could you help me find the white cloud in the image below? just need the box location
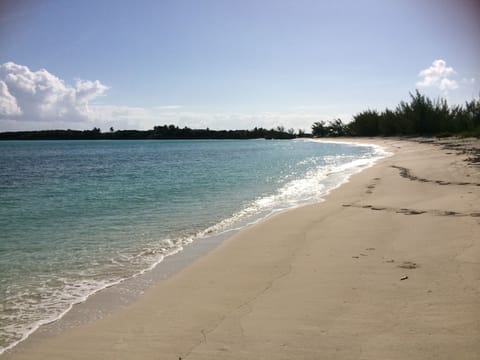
[416,59,458,91]
[462,77,476,85]
[0,61,108,125]
[153,105,182,110]
[0,80,22,116]
[439,78,458,91]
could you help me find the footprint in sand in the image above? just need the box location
[396,209,426,215]
[365,178,381,194]
[397,261,419,269]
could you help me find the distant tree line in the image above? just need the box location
[0,125,306,140]
[312,91,480,137]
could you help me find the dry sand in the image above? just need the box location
[4,138,480,360]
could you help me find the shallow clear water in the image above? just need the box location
[0,139,387,353]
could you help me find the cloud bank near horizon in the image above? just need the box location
[0,62,353,132]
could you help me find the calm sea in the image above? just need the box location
[0,139,388,353]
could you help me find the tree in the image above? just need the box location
[327,119,347,137]
[350,110,380,136]
[312,121,327,137]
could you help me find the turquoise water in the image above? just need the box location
[0,139,387,353]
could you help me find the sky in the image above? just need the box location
[0,0,479,132]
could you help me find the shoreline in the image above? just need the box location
[4,137,480,359]
[0,138,388,355]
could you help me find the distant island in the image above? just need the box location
[0,125,303,141]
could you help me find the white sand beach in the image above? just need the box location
[4,138,480,360]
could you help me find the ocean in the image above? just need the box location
[0,139,388,354]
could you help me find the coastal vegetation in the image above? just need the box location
[312,91,480,138]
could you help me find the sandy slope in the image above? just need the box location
[4,138,480,360]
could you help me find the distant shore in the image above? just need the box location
[4,137,480,359]
[0,126,297,140]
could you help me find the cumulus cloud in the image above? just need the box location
[0,80,22,116]
[0,61,108,124]
[416,59,458,91]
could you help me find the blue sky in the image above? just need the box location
[0,0,479,131]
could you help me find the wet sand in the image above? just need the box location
[4,138,480,359]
